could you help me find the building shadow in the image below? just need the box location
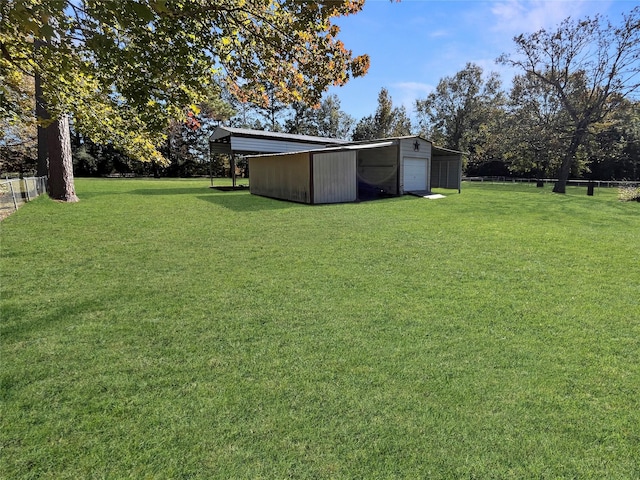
[196,191,304,212]
[130,187,209,196]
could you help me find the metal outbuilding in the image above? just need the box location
[248,136,462,204]
[209,126,348,187]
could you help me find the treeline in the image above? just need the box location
[3,78,637,182]
[235,8,640,186]
[2,7,637,184]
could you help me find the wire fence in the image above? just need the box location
[0,176,48,220]
[462,177,637,188]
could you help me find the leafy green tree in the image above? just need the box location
[248,83,289,132]
[0,71,36,175]
[390,105,412,138]
[621,103,640,180]
[164,96,235,177]
[285,94,354,139]
[352,87,412,140]
[1,0,370,201]
[198,92,236,129]
[371,87,395,138]
[588,99,640,180]
[504,73,571,178]
[224,90,265,130]
[285,102,317,136]
[499,7,640,193]
[315,94,355,139]
[415,63,504,156]
[351,115,376,141]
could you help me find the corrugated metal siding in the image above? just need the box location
[431,155,462,190]
[356,145,398,195]
[211,126,347,145]
[231,137,329,154]
[249,152,311,203]
[399,138,431,194]
[312,151,357,204]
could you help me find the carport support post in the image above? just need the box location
[231,153,236,188]
[209,143,214,187]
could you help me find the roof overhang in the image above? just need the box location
[210,127,464,158]
[247,141,397,159]
[432,145,464,157]
[209,126,347,156]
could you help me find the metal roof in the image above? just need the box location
[209,127,463,157]
[432,145,464,156]
[209,126,347,144]
[339,135,464,156]
[246,141,396,159]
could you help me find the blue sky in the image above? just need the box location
[327,0,637,122]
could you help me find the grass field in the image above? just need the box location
[1,178,639,478]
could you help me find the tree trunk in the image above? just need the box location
[34,55,48,177]
[552,155,573,193]
[47,114,79,202]
[553,127,586,194]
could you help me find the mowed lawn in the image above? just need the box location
[1,178,639,479]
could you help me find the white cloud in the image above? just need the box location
[429,29,450,38]
[390,82,436,115]
[393,82,435,95]
[490,0,595,35]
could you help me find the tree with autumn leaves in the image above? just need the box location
[0,0,369,201]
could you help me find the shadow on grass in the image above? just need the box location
[1,296,105,342]
[196,192,304,212]
[125,183,302,211]
[130,187,213,196]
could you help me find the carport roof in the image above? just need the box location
[245,136,464,157]
[210,127,464,157]
[209,126,348,155]
[246,140,396,158]
[209,126,347,144]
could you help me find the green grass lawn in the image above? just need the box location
[2,178,639,479]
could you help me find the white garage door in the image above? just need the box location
[403,158,427,191]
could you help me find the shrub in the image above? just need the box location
[618,183,640,202]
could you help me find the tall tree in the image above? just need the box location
[415,63,504,154]
[250,83,289,132]
[352,87,411,140]
[0,68,37,175]
[1,0,370,201]
[504,72,571,178]
[46,115,78,201]
[587,98,640,181]
[224,90,264,130]
[351,115,376,141]
[285,102,316,136]
[284,94,354,139]
[316,94,355,139]
[33,45,48,177]
[165,96,235,177]
[498,7,640,193]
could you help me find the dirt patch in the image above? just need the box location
[0,206,15,221]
